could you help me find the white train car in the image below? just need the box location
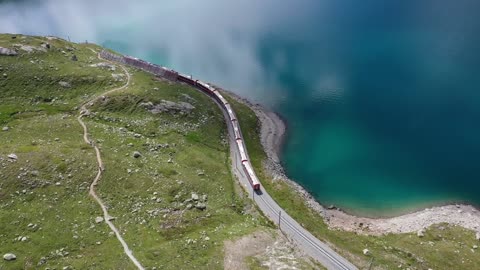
[225,104,237,121]
[236,140,248,162]
[232,121,242,140]
[242,161,261,190]
[215,92,229,106]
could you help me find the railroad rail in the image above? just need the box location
[99,50,358,270]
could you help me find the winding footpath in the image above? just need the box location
[77,51,145,270]
[93,49,357,269]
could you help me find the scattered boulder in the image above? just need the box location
[473,245,478,250]
[133,151,142,158]
[71,55,78,61]
[90,62,116,71]
[59,81,71,88]
[111,73,125,81]
[41,43,51,50]
[191,193,199,201]
[476,232,480,241]
[0,47,18,56]
[3,253,16,261]
[2,126,9,131]
[195,203,207,210]
[2,73,7,78]
[362,249,370,255]
[140,100,195,114]
[37,257,47,266]
[95,216,104,223]
[417,229,426,238]
[7,154,18,160]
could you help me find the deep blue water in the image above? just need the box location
[269,1,480,215]
[3,0,480,215]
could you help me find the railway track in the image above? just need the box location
[100,50,358,270]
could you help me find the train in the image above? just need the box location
[101,51,261,191]
[177,74,261,191]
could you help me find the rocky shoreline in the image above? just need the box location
[226,90,480,237]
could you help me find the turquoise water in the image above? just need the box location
[3,0,480,216]
[271,2,480,215]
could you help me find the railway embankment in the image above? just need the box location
[95,48,480,270]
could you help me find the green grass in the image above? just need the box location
[227,94,480,270]
[5,32,477,270]
[0,33,272,269]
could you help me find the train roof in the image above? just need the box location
[242,161,260,185]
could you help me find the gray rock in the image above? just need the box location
[417,229,425,237]
[59,81,71,88]
[186,204,193,210]
[133,151,142,158]
[71,55,78,61]
[37,257,47,266]
[141,100,195,114]
[362,249,370,255]
[2,126,9,131]
[195,203,206,210]
[7,154,18,160]
[476,232,480,241]
[0,47,18,56]
[95,216,104,223]
[191,193,199,201]
[134,133,141,138]
[3,253,16,261]
[2,73,7,77]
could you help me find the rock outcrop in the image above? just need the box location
[0,47,18,56]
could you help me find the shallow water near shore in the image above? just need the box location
[3,0,480,217]
[107,1,480,216]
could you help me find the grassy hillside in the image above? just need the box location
[0,34,272,269]
[228,97,480,270]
